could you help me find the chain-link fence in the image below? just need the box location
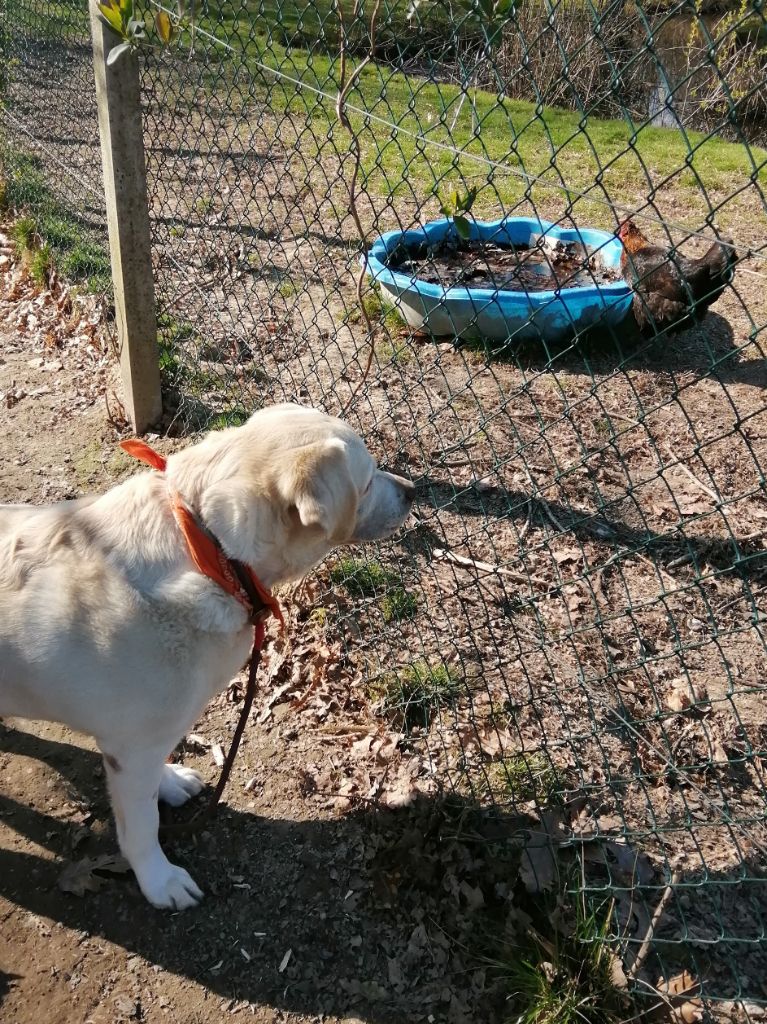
[2,0,767,1016]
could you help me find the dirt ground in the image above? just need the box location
[0,232,551,1024]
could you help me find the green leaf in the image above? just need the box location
[460,186,478,212]
[450,188,460,212]
[118,0,134,23]
[439,202,452,218]
[97,1,125,33]
[106,40,132,65]
[495,0,515,15]
[453,215,472,240]
[155,9,173,44]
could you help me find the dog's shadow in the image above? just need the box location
[1,724,765,1020]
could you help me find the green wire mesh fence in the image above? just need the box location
[2,0,767,1016]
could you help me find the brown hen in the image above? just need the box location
[618,219,737,333]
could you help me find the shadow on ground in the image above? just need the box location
[1,724,765,1021]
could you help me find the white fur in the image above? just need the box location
[0,404,413,909]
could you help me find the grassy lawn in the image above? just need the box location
[181,3,767,218]
[5,0,765,221]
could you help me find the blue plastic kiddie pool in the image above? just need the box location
[365,216,633,342]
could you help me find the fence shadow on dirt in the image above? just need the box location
[1,724,765,1022]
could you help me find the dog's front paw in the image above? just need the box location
[159,763,204,807]
[138,859,204,910]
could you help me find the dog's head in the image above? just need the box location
[169,404,414,585]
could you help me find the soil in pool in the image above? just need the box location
[388,236,621,292]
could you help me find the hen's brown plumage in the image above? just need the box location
[618,219,737,333]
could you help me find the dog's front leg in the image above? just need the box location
[104,747,203,910]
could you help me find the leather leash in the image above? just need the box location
[159,619,266,839]
[119,439,283,839]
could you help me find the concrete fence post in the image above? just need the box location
[89,3,162,432]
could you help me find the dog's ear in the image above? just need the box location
[286,439,358,540]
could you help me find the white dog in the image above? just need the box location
[0,404,414,909]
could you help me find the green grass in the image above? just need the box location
[209,406,249,428]
[376,337,413,365]
[8,0,765,235]
[372,659,462,730]
[1,149,111,292]
[487,752,562,805]
[330,555,418,622]
[490,897,627,1024]
[380,588,418,622]
[345,287,409,347]
[10,214,37,256]
[177,6,767,220]
[28,242,52,285]
[329,556,400,597]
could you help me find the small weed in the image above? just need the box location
[329,556,399,597]
[345,285,407,333]
[11,215,37,255]
[380,588,418,623]
[157,313,196,382]
[195,195,213,216]
[169,224,186,238]
[210,407,248,429]
[277,278,297,298]
[491,897,627,1024]
[158,339,184,379]
[361,288,383,320]
[308,606,329,632]
[487,752,562,805]
[28,243,51,285]
[376,337,413,365]
[593,417,612,439]
[372,660,462,730]
[158,312,195,347]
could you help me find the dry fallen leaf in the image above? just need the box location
[553,546,582,565]
[665,678,708,713]
[58,854,130,896]
[660,970,702,1003]
[278,948,292,972]
[675,1001,704,1023]
[519,839,558,893]
[608,951,629,990]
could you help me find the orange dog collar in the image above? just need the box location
[120,439,283,630]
